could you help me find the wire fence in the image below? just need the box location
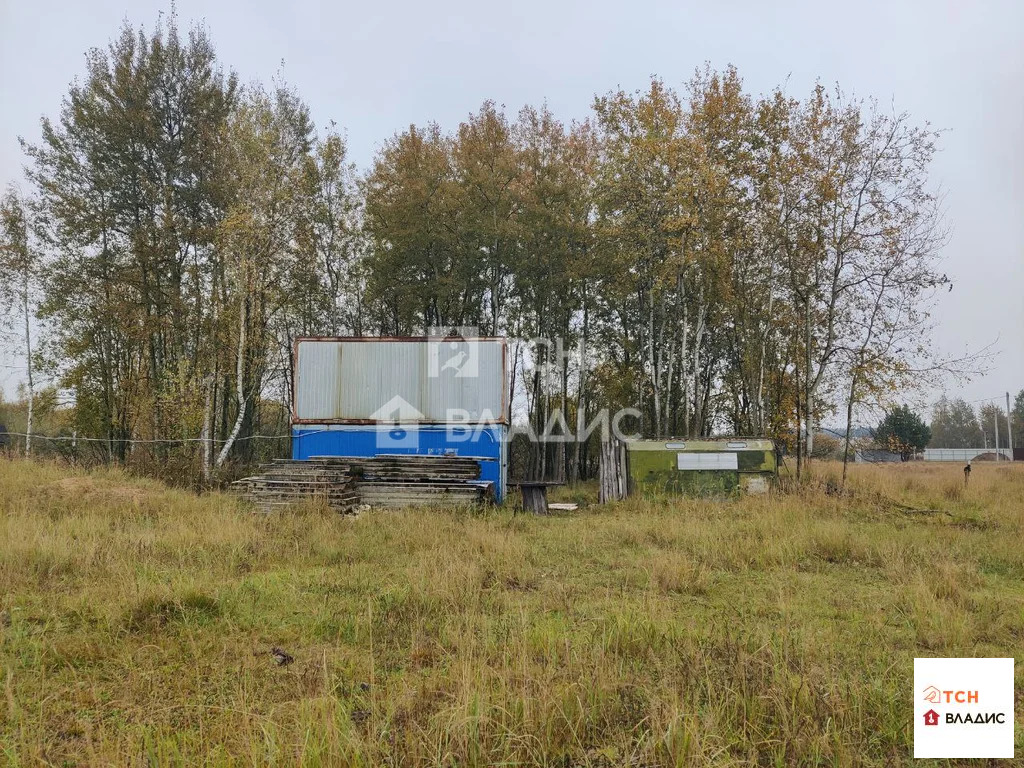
[0,430,299,445]
[0,427,304,488]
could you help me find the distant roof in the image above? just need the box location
[627,438,775,452]
[855,449,902,462]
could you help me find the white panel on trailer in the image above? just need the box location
[338,342,424,421]
[294,340,343,421]
[428,340,505,422]
[676,452,739,470]
[294,338,506,423]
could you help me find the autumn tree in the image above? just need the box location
[0,188,38,454]
[1012,390,1024,449]
[21,12,344,478]
[362,123,472,334]
[23,14,237,466]
[592,79,688,438]
[512,105,596,480]
[768,86,947,477]
[680,67,761,439]
[209,85,317,468]
[10,13,960,488]
[453,102,522,337]
[929,397,983,448]
[979,402,1008,454]
[277,127,364,414]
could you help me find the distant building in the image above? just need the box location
[291,336,509,501]
[922,448,1012,462]
[854,449,903,463]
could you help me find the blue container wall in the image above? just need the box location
[292,424,507,502]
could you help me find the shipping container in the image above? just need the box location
[293,337,507,424]
[625,438,777,497]
[291,337,509,502]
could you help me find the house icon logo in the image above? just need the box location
[923,709,940,726]
[922,685,941,704]
[370,395,425,423]
[370,395,425,450]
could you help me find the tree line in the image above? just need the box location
[929,395,1024,451]
[852,394,1023,463]
[0,13,962,482]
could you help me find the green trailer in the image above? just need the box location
[625,438,777,497]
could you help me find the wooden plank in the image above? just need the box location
[242,456,492,512]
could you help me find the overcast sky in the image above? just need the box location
[1,0,1022,415]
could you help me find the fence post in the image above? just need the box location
[599,434,628,504]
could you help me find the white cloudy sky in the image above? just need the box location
[1,0,1022,413]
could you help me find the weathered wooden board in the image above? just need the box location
[236,454,491,512]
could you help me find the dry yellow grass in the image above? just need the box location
[1,459,1022,766]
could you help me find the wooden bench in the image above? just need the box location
[508,480,564,515]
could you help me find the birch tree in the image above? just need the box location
[593,79,687,437]
[0,188,38,455]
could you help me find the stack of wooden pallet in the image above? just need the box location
[234,454,492,512]
[313,454,491,508]
[232,463,359,514]
[310,454,481,480]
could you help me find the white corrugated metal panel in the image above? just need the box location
[430,340,505,422]
[922,448,1011,462]
[294,338,506,424]
[676,452,738,470]
[294,340,343,421]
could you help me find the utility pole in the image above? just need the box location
[993,406,1000,462]
[1007,392,1015,461]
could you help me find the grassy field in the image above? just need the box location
[1,459,1022,766]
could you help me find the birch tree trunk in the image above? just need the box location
[508,339,520,425]
[794,352,803,481]
[647,282,661,437]
[841,371,857,486]
[22,269,33,458]
[557,343,568,483]
[663,273,682,434]
[571,330,586,485]
[681,301,689,437]
[201,377,213,482]
[691,298,707,437]
[216,298,248,468]
[804,304,815,459]
[754,262,777,434]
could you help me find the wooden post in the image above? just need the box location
[522,485,548,515]
[599,434,628,503]
[618,439,628,499]
[599,437,610,504]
